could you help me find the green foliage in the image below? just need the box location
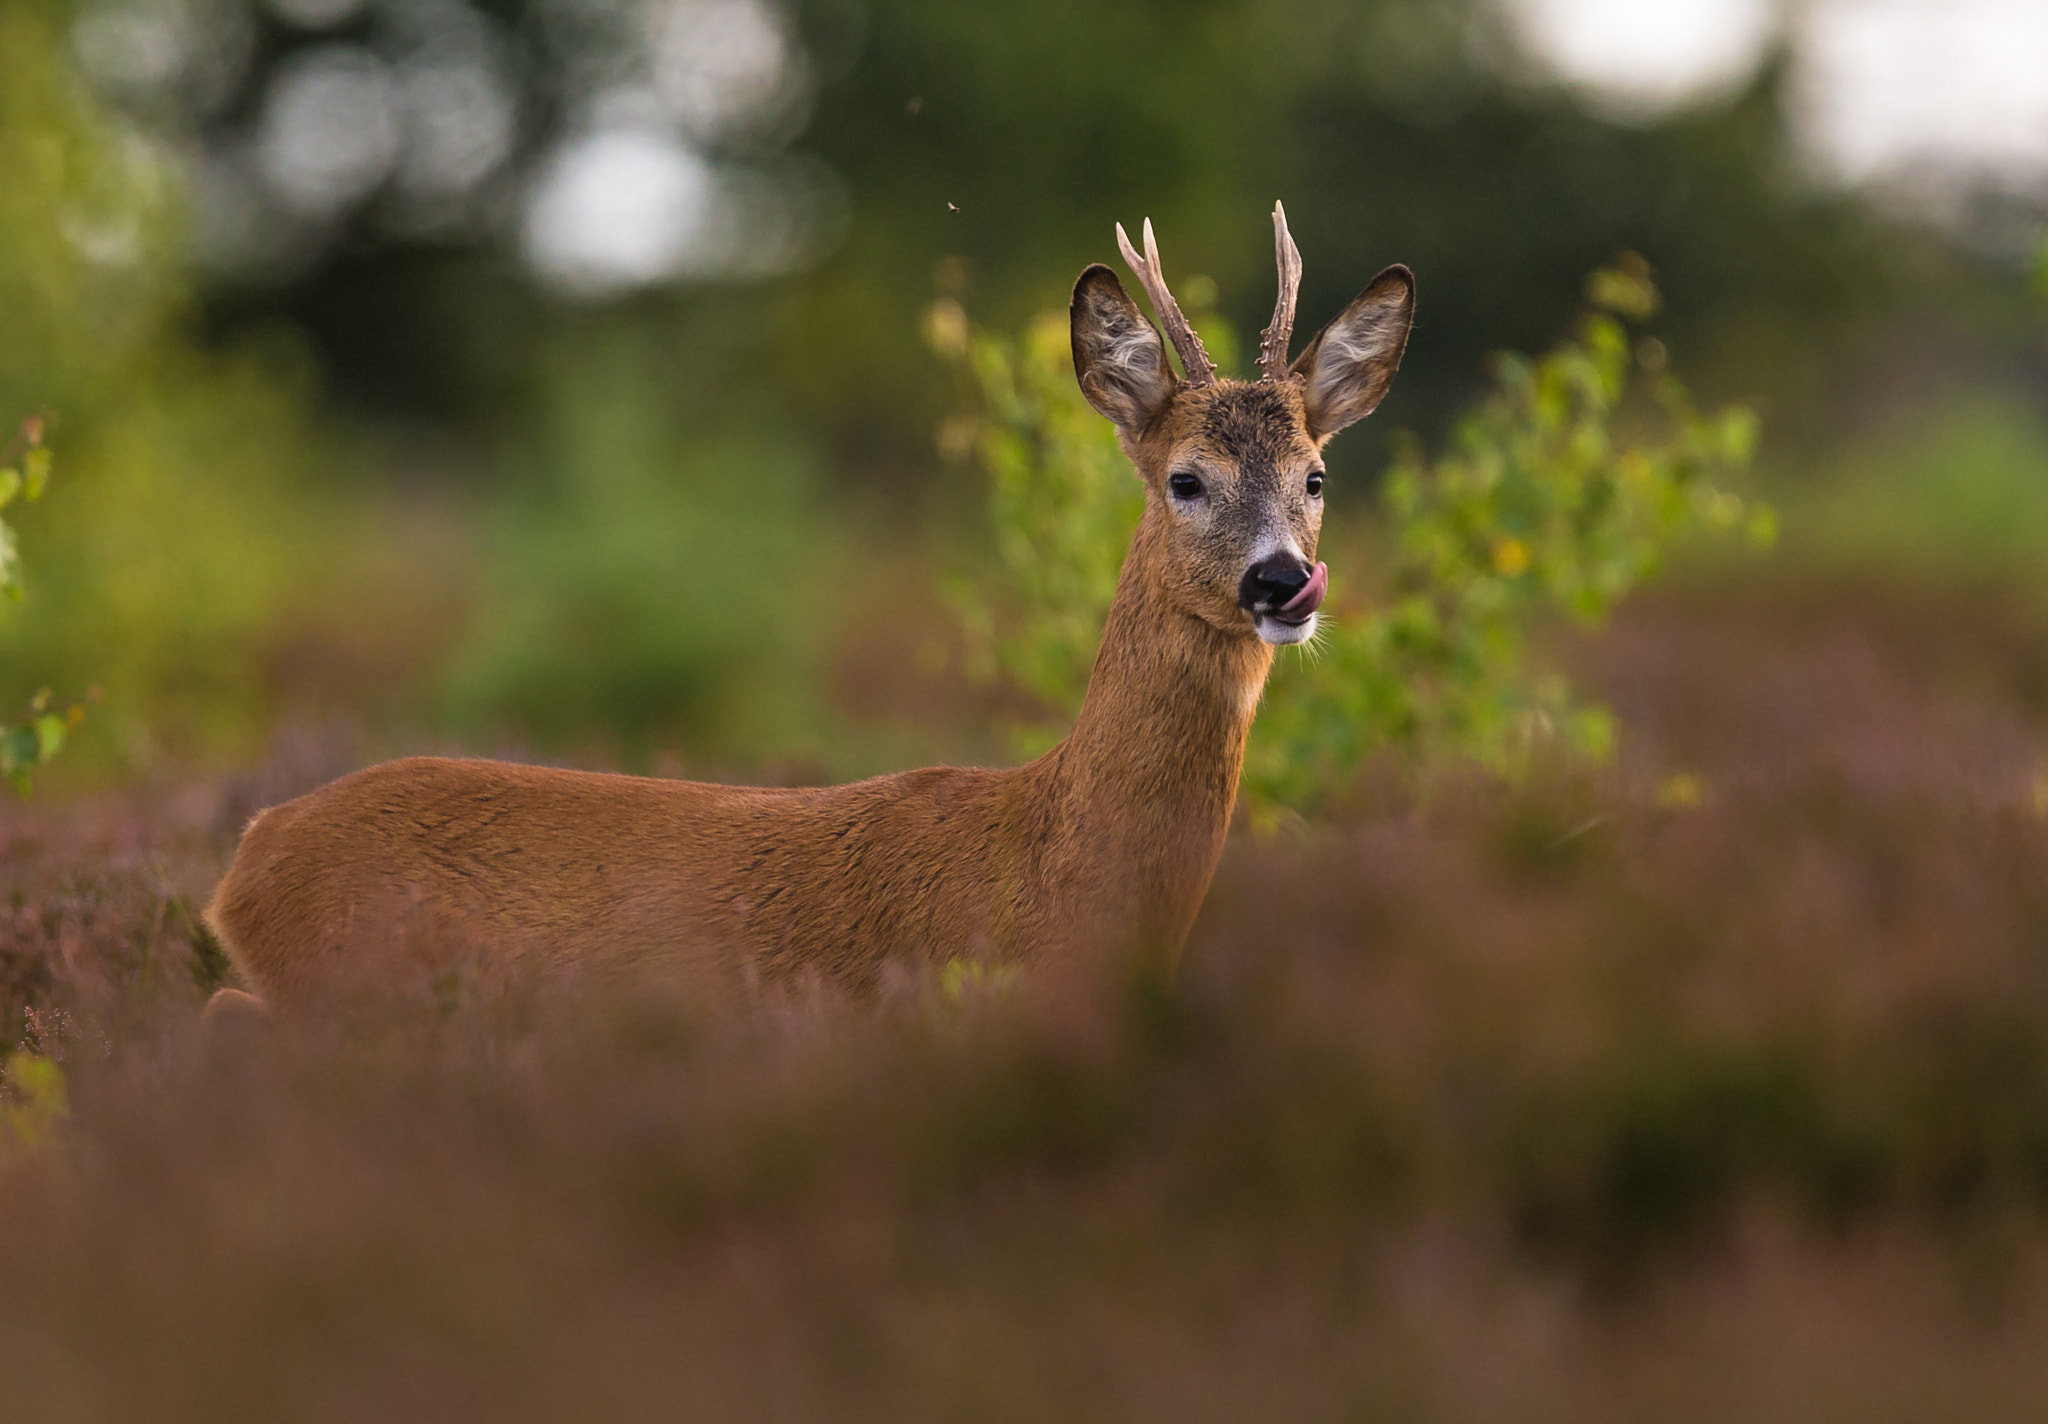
[1783,397,2048,579]
[1,689,89,797]
[0,5,348,770]
[0,415,53,602]
[440,335,831,766]
[1249,258,1767,809]
[936,258,1764,813]
[0,415,88,793]
[933,286,1240,757]
[931,301,1140,751]
[1,1049,68,1155]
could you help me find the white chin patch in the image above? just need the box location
[1255,612,1317,646]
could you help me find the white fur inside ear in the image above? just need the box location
[1076,287,1174,428]
[1296,273,1414,439]
[1304,300,1406,415]
[1101,321,1165,384]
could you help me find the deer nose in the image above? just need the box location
[1239,554,1318,615]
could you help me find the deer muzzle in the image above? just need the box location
[1240,556,1326,623]
[1277,562,1328,619]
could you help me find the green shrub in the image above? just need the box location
[440,334,831,768]
[0,4,349,771]
[932,257,1765,814]
[0,416,86,792]
[928,299,1141,751]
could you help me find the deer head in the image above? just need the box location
[1070,203,1414,647]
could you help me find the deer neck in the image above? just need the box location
[1027,510,1274,956]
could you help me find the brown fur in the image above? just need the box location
[205,241,1414,1014]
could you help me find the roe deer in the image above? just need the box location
[204,204,1414,1013]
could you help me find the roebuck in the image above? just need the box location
[205,205,1413,1013]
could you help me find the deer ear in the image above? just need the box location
[1071,264,1176,432]
[1291,264,1414,440]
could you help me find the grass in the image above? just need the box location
[1777,393,2048,581]
[5,567,2048,1420]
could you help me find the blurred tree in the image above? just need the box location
[66,0,1964,501]
[11,0,2036,773]
[0,0,345,769]
[439,326,831,767]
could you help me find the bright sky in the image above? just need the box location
[1507,0,1778,117]
[1506,0,2048,192]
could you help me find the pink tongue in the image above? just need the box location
[1280,562,1328,617]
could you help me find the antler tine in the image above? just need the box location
[1258,200,1303,383]
[1115,217,1216,387]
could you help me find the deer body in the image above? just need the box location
[205,208,1413,1012]
[211,531,1267,1006]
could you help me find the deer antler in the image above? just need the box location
[1258,200,1302,383]
[1116,218,1216,387]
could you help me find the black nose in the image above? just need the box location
[1238,554,1313,612]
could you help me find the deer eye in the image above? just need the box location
[1168,472,1204,500]
[1306,469,1325,497]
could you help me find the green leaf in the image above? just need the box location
[1718,407,1760,467]
[34,714,65,762]
[1584,257,1660,321]
[0,523,20,598]
[1,724,37,776]
[0,469,18,510]
[22,447,50,501]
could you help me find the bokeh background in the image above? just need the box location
[5,0,2047,779]
[9,2,2048,1418]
